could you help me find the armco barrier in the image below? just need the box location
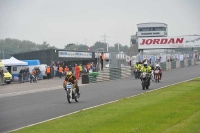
[89,76,97,83]
[121,67,131,78]
[89,59,197,84]
[166,62,171,70]
[180,60,184,68]
[191,59,195,65]
[160,62,166,71]
[184,59,188,67]
[176,61,180,68]
[96,69,110,82]
[171,61,176,69]
[188,59,192,66]
[110,68,121,80]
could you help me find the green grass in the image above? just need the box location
[12,78,200,133]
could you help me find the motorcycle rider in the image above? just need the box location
[133,61,142,79]
[154,64,162,80]
[63,71,80,96]
[140,62,152,85]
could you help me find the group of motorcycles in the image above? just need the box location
[65,67,161,104]
[134,69,161,90]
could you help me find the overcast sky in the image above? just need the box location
[0,0,200,48]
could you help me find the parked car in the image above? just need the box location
[0,61,12,84]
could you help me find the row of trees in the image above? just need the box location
[0,38,56,59]
[0,38,130,59]
[64,41,129,52]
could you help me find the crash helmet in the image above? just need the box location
[66,71,72,78]
[143,62,148,68]
[156,64,160,68]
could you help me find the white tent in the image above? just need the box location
[2,57,28,66]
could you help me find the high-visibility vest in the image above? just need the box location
[59,67,63,73]
[79,66,82,71]
[46,68,51,73]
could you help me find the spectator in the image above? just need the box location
[100,52,105,71]
[35,67,41,81]
[18,68,24,83]
[75,64,80,80]
[25,67,30,81]
[68,65,72,73]
[46,66,51,79]
[58,65,63,78]
[0,68,4,86]
[64,66,69,75]
[23,68,26,82]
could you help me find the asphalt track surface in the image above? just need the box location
[0,65,200,133]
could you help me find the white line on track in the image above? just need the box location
[8,77,199,133]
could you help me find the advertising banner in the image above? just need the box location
[58,51,92,58]
[138,36,200,49]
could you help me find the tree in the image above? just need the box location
[0,38,57,59]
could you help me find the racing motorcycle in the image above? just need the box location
[154,69,160,83]
[141,72,150,90]
[65,82,79,103]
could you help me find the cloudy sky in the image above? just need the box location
[0,0,200,48]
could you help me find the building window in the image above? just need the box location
[13,67,17,71]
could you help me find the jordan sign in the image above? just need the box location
[138,36,200,49]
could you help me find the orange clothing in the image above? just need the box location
[101,53,105,60]
[87,64,90,70]
[75,66,80,72]
[75,66,80,79]
[65,67,69,73]
[46,68,51,73]
[59,67,63,73]
[31,70,36,75]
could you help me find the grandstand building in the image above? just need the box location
[130,22,168,52]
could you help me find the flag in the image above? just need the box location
[106,43,109,52]
[87,46,90,51]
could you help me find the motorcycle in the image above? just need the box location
[141,72,150,90]
[154,70,160,83]
[134,69,140,79]
[65,82,79,103]
[30,74,37,83]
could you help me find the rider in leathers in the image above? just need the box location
[133,61,142,79]
[140,62,152,85]
[63,71,80,96]
[154,64,162,80]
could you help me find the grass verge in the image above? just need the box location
[12,78,200,133]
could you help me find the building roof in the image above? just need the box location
[137,22,167,25]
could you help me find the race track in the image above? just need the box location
[0,64,199,133]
